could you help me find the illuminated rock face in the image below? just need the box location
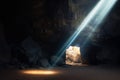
[66,46,81,64]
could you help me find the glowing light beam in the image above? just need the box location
[50,0,117,68]
[82,0,117,46]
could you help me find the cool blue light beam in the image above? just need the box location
[82,0,117,46]
[50,0,117,68]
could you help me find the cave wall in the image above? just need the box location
[33,0,70,55]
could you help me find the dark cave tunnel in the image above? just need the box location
[0,0,120,69]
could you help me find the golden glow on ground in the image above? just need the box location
[22,70,59,75]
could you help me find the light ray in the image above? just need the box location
[50,0,117,68]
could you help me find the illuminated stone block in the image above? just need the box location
[66,46,81,64]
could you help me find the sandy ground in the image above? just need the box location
[0,65,120,80]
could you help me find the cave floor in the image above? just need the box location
[0,65,120,80]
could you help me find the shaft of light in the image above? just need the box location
[82,0,117,46]
[50,0,117,68]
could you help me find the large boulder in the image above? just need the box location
[21,36,51,67]
[66,46,82,65]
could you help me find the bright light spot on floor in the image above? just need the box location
[22,70,59,75]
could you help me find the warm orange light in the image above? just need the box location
[22,70,59,75]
